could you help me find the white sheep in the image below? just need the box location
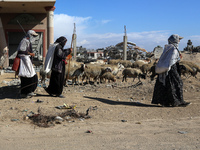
[101,63,124,76]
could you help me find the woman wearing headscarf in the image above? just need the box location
[44,36,71,98]
[17,30,39,98]
[151,34,190,107]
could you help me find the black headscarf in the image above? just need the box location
[55,36,67,48]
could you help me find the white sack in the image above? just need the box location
[44,43,58,73]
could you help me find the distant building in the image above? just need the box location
[0,0,56,67]
[87,51,104,60]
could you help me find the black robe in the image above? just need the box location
[151,63,185,107]
[46,63,65,96]
[21,74,38,95]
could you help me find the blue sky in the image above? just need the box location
[54,0,200,52]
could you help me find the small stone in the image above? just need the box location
[86,130,92,133]
[55,116,63,121]
[121,120,127,122]
[178,131,187,134]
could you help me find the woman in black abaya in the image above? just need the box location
[44,36,71,98]
[152,34,190,107]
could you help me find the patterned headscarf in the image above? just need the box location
[168,34,183,44]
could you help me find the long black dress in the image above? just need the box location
[21,74,38,95]
[46,63,66,96]
[151,63,185,107]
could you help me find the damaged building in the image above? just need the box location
[0,0,56,68]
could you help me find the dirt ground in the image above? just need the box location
[0,52,200,150]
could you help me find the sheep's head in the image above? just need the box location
[118,63,124,70]
[140,73,146,79]
[105,67,112,72]
[81,64,86,70]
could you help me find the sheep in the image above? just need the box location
[101,63,124,76]
[141,59,158,77]
[179,62,198,78]
[108,59,121,65]
[122,68,146,83]
[149,65,157,81]
[180,61,200,73]
[132,59,150,69]
[82,64,111,85]
[89,59,107,65]
[100,72,116,83]
[69,60,82,67]
[118,60,132,68]
[71,64,86,85]
[64,67,78,86]
[64,64,85,86]
[108,59,132,68]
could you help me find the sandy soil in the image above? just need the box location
[0,52,200,150]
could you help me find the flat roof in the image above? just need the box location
[1,0,55,2]
[0,0,56,13]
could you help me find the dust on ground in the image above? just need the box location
[0,52,200,150]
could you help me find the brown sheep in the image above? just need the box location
[100,72,116,83]
[122,68,146,83]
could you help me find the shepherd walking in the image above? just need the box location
[152,34,190,107]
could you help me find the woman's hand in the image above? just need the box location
[69,48,72,53]
[180,54,183,59]
[29,53,35,57]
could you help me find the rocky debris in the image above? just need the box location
[27,108,91,128]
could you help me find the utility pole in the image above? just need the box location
[123,25,127,60]
[73,23,77,61]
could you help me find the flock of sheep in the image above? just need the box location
[40,57,200,86]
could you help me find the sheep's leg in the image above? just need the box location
[74,77,77,85]
[76,77,79,86]
[137,76,143,85]
[100,77,103,83]
[64,77,68,87]
[71,79,74,86]
[122,75,126,82]
[125,76,128,82]
[82,75,86,85]
[122,76,124,82]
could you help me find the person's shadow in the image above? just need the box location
[0,85,51,99]
[0,85,21,99]
[84,96,161,107]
